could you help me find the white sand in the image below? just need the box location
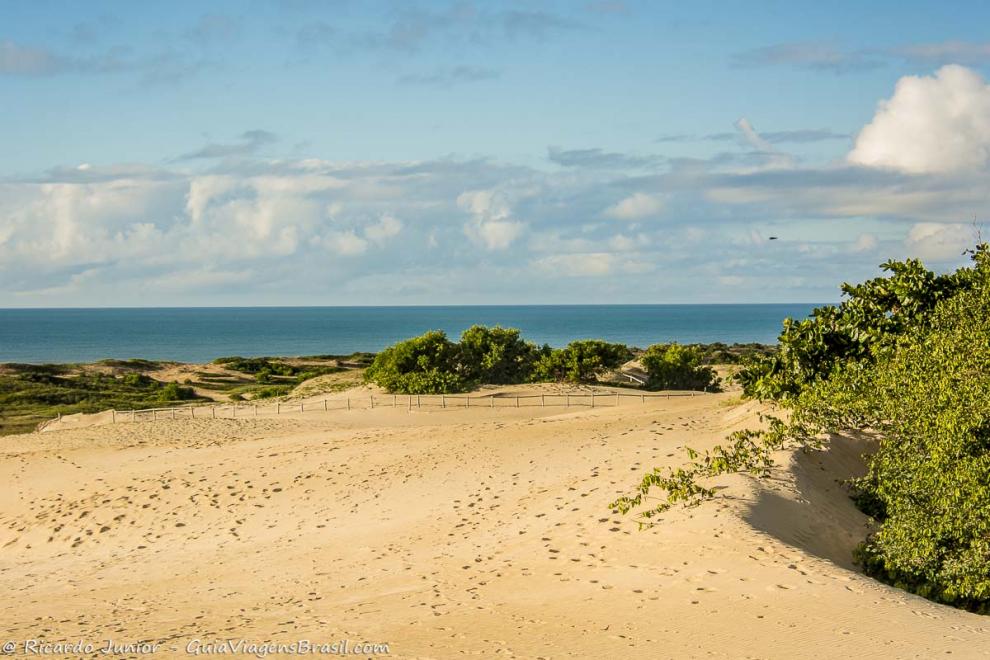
[2,388,988,658]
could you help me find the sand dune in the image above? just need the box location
[2,389,988,658]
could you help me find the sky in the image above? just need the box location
[2,0,990,306]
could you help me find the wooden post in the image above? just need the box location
[408,395,412,411]
[616,392,620,406]
[277,402,281,414]
[442,394,446,409]
[591,393,595,408]
[324,399,328,412]
[191,407,195,419]
[57,412,61,422]
[541,394,545,407]
[371,396,374,409]
[254,404,258,417]
[212,406,216,419]
[153,410,157,421]
[131,410,136,422]
[491,396,494,409]
[112,409,116,423]
[566,394,569,407]
[641,393,645,403]
[300,403,304,413]
[466,396,470,408]
[393,395,397,408]
[515,396,519,408]
[418,395,421,408]
[231,406,235,418]
[347,397,350,411]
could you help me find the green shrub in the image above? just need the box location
[532,340,631,383]
[457,325,543,384]
[641,343,720,391]
[364,330,467,394]
[156,382,195,402]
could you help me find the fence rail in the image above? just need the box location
[42,390,709,428]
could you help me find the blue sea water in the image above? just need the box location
[0,305,821,364]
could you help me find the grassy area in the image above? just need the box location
[0,364,198,436]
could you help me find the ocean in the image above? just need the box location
[0,305,820,364]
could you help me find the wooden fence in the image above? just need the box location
[43,390,708,426]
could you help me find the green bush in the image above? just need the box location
[157,382,195,402]
[735,258,969,400]
[457,325,544,384]
[641,343,720,391]
[364,330,467,394]
[364,329,630,393]
[532,340,631,383]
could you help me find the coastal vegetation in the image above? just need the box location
[614,245,990,612]
[363,326,636,393]
[0,364,197,435]
[363,325,732,394]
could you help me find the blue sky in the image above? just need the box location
[2,1,990,306]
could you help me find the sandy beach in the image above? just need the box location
[2,386,988,658]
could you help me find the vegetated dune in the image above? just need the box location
[1,388,987,658]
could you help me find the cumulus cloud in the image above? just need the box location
[604,193,665,220]
[849,65,990,174]
[457,190,525,250]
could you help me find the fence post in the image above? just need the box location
[515,396,519,408]
[371,396,374,409]
[393,395,397,408]
[112,409,116,423]
[212,406,216,419]
[191,407,195,419]
[255,404,258,417]
[324,399,328,412]
[131,410,136,422]
[347,397,350,411]
[566,394,569,407]
[441,394,446,408]
[408,395,412,411]
[641,393,645,403]
[153,410,157,421]
[417,395,421,409]
[300,403,304,413]
[616,392,619,406]
[491,396,494,408]
[541,394,545,407]
[591,393,595,408]
[466,396,470,408]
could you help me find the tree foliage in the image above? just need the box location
[363,330,467,394]
[615,245,990,612]
[457,325,545,384]
[532,340,632,383]
[365,330,630,393]
[640,343,720,391]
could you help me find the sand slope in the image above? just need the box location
[2,390,988,658]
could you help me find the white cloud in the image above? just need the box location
[364,213,403,243]
[604,192,664,220]
[905,222,975,261]
[533,252,614,277]
[322,230,368,256]
[849,65,990,174]
[458,189,525,250]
